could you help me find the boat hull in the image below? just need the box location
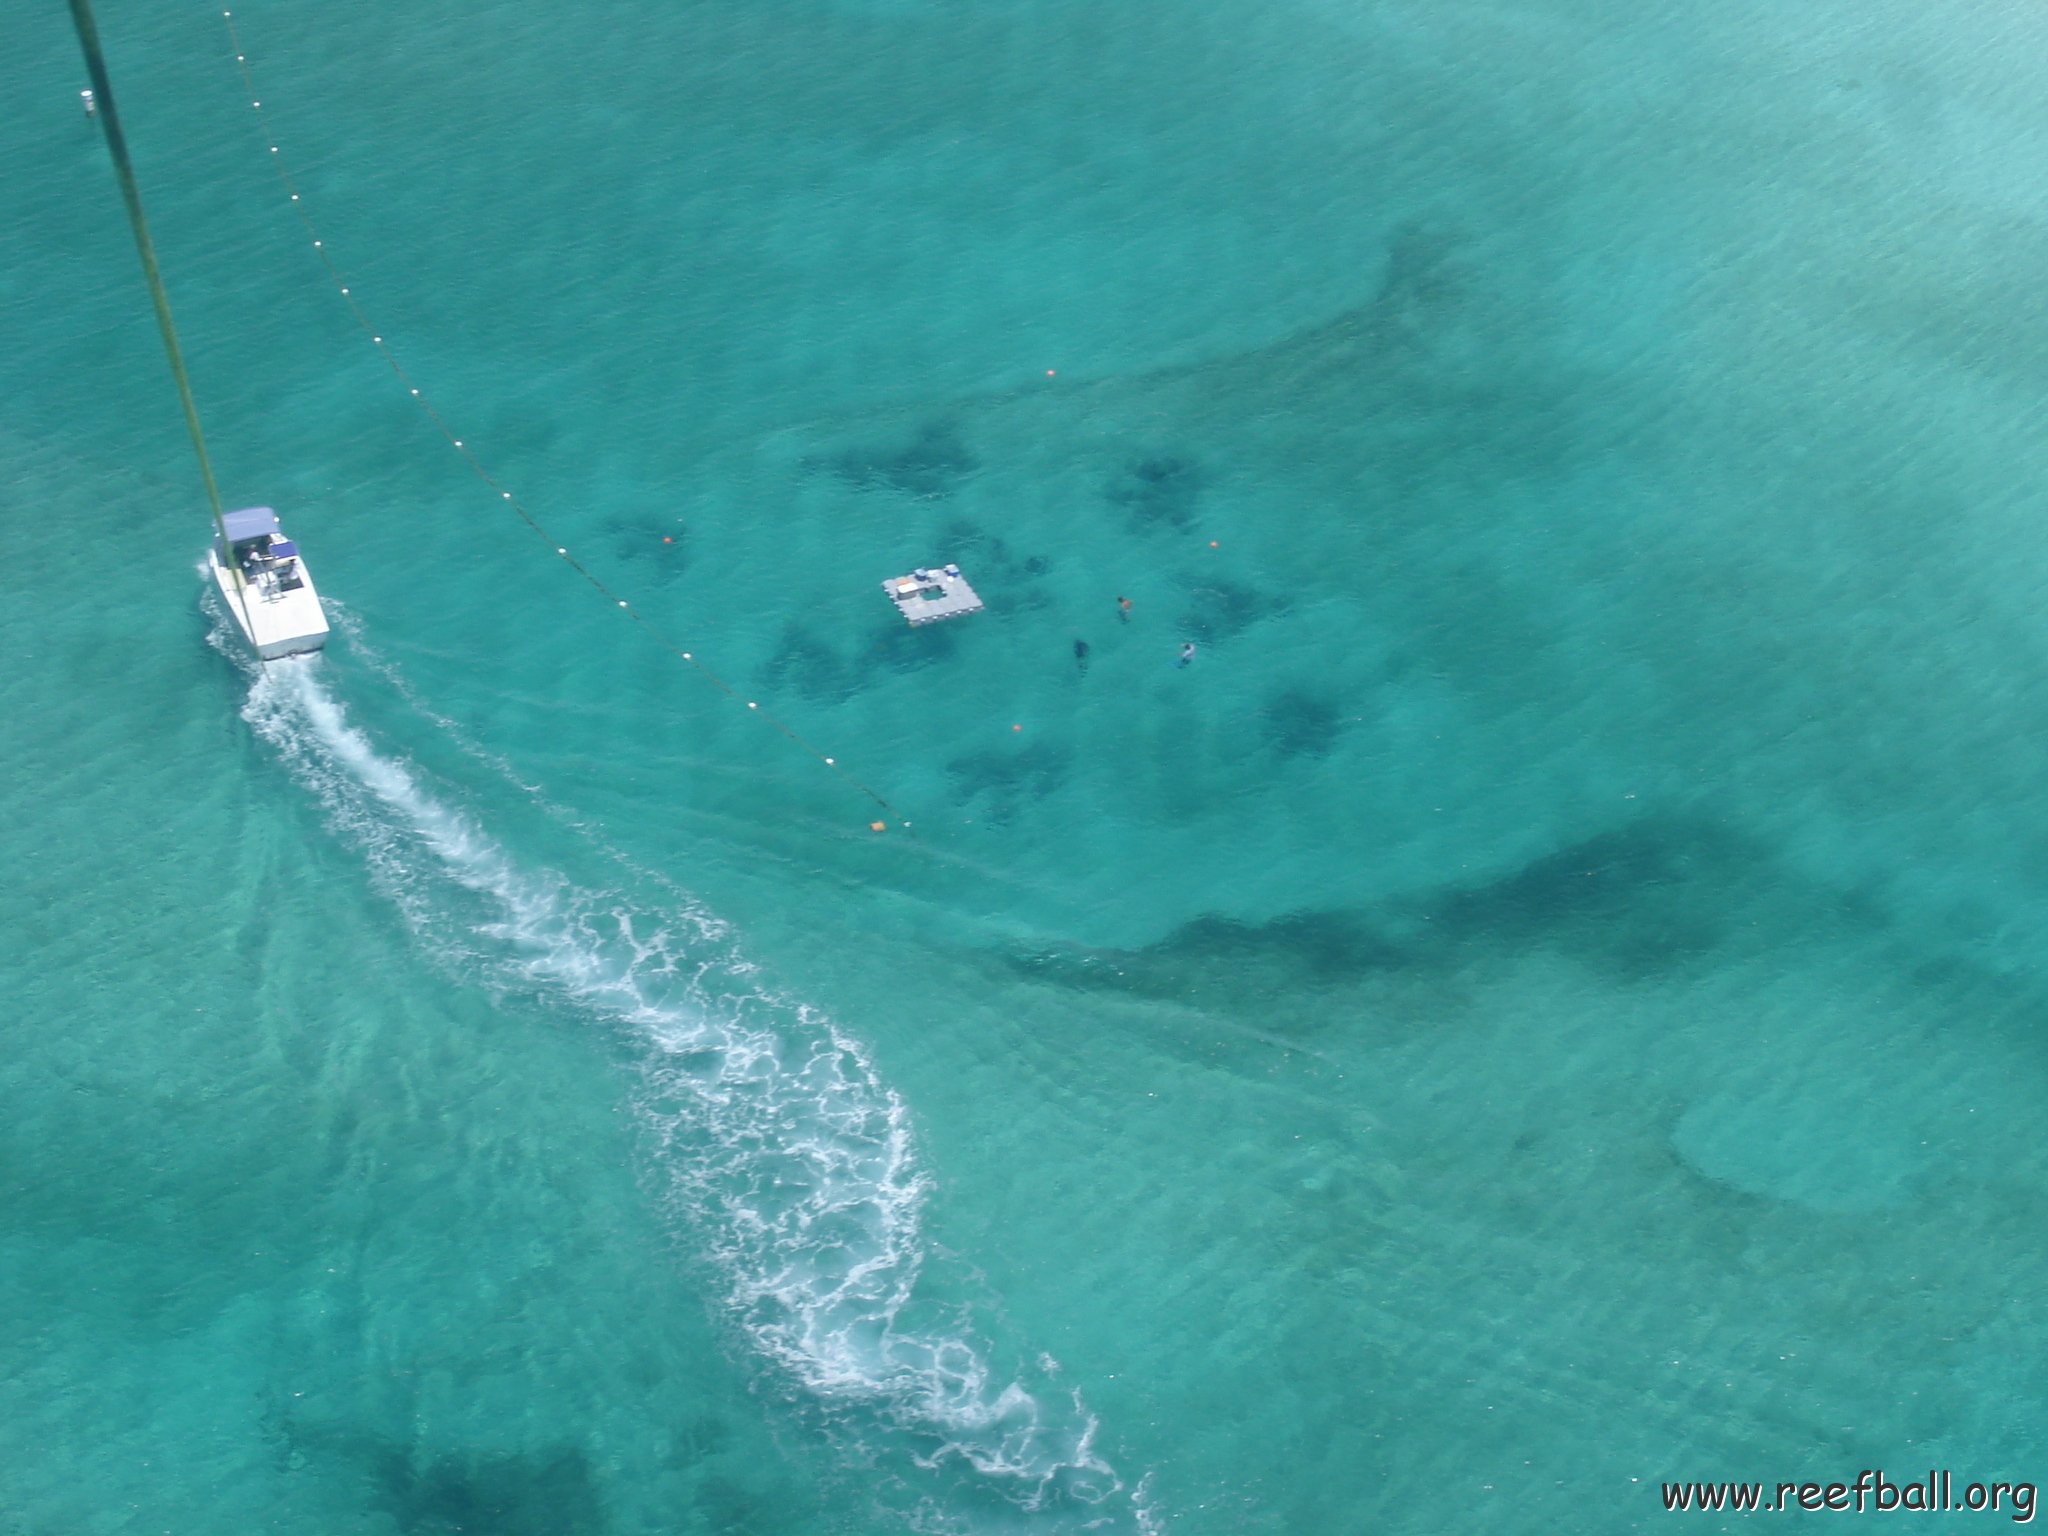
[209,551,329,659]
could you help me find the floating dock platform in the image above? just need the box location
[882,563,983,626]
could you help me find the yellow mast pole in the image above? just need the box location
[68,0,257,640]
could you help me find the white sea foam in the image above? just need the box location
[233,646,1145,1529]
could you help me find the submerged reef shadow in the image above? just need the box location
[1006,815,1771,1036]
[366,1444,605,1536]
[1259,687,1349,760]
[946,739,1071,827]
[1177,577,1281,645]
[256,1383,609,1536]
[761,622,863,705]
[814,420,979,500]
[1106,453,1202,532]
[935,516,1050,580]
[866,613,963,675]
[924,516,1053,617]
[599,512,691,583]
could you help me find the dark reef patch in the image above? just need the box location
[937,518,1025,576]
[1375,219,1464,319]
[1259,688,1346,759]
[363,1443,606,1536]
[1421,820,1734,972]
[1009,910,1405,1023]
[1107,454,1202,531]
[926,518,1053,615]
[686,1474,788,1536]
[817,420,977,500]
[761,624,859,704]
[1007,817,1761,1025]
[1177,578,1277,644]
[599,513,690,582]
[1161,911,1408,986]
[866,614,962,675]
[945,740,1070,826]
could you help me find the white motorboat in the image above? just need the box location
[210,505,329,659]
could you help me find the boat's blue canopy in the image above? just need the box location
[221,506,279,542]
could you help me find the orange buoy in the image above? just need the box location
[869,821,887,833]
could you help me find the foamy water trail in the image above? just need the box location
[233,648,1154,1531]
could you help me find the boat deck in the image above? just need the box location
[212,556,328,659]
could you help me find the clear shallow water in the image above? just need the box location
[9,0,2048,1530]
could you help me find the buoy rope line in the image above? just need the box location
[219,10,912,834]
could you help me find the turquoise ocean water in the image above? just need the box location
[9,0,2048,1530]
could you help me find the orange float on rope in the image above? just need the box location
[869,821,887,833]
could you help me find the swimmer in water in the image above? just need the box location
[1177,641,1196,668]
[1073,638,1090,672]
[1117,595,1132,622]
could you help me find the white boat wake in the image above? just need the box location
[230,645,1156,1532]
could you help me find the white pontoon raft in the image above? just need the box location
[210,505,328,659]
[881,562,983,626]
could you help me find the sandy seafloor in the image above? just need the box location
[7,0,2048,1530]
